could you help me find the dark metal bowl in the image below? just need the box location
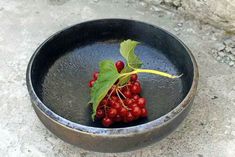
[26,19,199,152]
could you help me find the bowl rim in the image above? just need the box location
[26,18,199,136]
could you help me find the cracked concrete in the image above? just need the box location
[0,0,235,156]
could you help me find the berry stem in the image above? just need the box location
[120,68,182,79]
[135,69,182,78]
[104,105,107,117]
[107,85,116,99]
[117,88,127,99]
[116,89,130,110]
[117,84,128,88]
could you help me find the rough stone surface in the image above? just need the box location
[180,0,235,33]
[143,0,235,33]
[0,0,235,156]
[210,36,235,67]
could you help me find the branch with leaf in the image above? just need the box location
[89,39,182,120]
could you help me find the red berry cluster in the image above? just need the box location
[88,61,148,127]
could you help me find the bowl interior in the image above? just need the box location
[31,20,194,128]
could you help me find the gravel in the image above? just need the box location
[211,37,235,67]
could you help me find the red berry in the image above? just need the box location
[97,103,104,109]
[114,114,122,122]
[109,99,116,106]
[131,106,141,118]
[137,98,146,108]
[119,107,128,117]
[111,96,118,101]
[101,98,108,106]
[120,86,127,93]
[126,112,134,122]
[125,99,133,106]
[88,80,95,87]
[111,92,117,96]
[96,109,105,119]
[108,86,117,96]
[123,90,132,98]
[93,71,99,80]
[128,83,133,89]
[115,60,125,72]
[141,108,148,117]
[123,118,128,123]
[111,102,121,111]
[108,108,117,118]
[130,85,141,94]
[133,81,141,87]
[102,117,113,127]
[109,91,117,96]
[132,94,140,100]
[131,103,138,108]
[130,74,138,82]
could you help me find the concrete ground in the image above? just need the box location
[0,0,234,156]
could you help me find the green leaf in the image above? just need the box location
[119,39,143,85]
[118,66,132,85]
[90,60,120,120]
[120,39,143,68]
